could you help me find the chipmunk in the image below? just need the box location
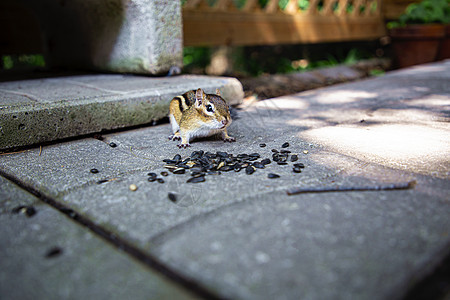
[168,88,235,148]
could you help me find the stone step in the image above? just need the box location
[0,74,243,151]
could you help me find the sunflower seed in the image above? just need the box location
[168,192,177,203]
[259,143,266,147]
[253,162,265,169]
[268,173,280,178]
[293,167,302,173]
[245,165,255,175]
[187,176,206,183]
[90,168,99,174]
[173,168,186,174]
[291,155,298,162]
[161,171,169,176]
[261,158,271,165]
[282,142,290,148]
[294,163,305,168]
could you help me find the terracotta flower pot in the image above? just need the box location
[389,24,445,68]
[437,24,450,60]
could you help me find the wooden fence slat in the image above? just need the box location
[265,0,280,13]
[322,0,337,16]
[184,0,202,9]
[243,0,259,11]
[306,0,320,15]
[336,0,349,16]
[285,0,299,14]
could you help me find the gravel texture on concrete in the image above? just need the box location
[0,61,449,299]
[0,74,243,151]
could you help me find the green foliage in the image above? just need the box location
[388,0,450,28]
[1,54,45,70]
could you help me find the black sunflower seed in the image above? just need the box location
[294,163,305,168]
[253,162,265,169]
[271,149,279,153]
[280,150,291,154]
[109,142,117,148]
[12,206,36,217]
[168,192,177,203]
[172,154,182,162]
[187,176,205,183]
[161,171,169,177]
[249,153,260,158]
[291,155,298,162]
[148,177,156,182]
[217,151,228,158]
[282,142,289,148]
[220,165,234,171]
[268,173,280,178]
[293,167,302,173]
[277,161,288,165]
[148,172,157,178]
[157,178,165,183]
[90,168,99,174]
[45,247,63,258]
[261,158,271,165]
[245,166,255,175]
[259,143,266,147]
[173,168,186,174]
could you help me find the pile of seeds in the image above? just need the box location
[148,143,306,184]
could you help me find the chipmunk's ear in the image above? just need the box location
[215,88,221,96]
[195,88,205,108]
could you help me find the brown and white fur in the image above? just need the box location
[168,88,235,148]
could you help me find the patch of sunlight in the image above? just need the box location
[250,97,310,110]
[301,124,450,177]
[315,90,377,104]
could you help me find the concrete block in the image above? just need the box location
[6,0,183,74]
[0,74,243,151]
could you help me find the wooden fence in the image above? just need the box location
[183,0,387,46]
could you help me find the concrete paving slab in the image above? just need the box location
[0,74,243,151]
[150,188,449,300]
[0,61,449,299]
[0,176,196,300]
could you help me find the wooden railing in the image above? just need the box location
[183,0,386,46]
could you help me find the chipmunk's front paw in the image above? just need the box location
[168,134,181,141]
[177,143,191,149]
[223,136,236,143]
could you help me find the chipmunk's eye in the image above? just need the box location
[206,104,214,113]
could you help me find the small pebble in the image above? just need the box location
[303,150,309,154]
[282,142,290,148]
[268,173,280,179]
[259,143,266,147]
[109,142,117,148]
[90,168,99,174]
[129,184,138,191]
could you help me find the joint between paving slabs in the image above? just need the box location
[0,171,225,300]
